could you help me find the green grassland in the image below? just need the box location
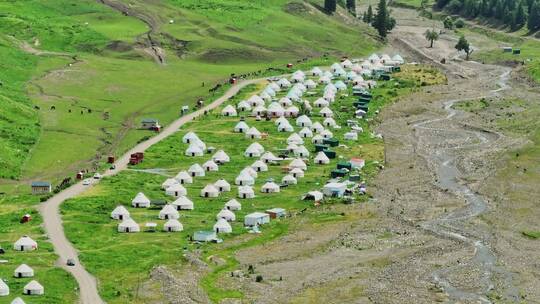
[58,66,444,303]
[0,0,380,186]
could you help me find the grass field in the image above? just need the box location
[58,65,443,303]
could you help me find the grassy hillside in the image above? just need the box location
[0,0,379,188]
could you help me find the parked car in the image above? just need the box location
[93,173,102,179]
[82,179,92,186]
[67,259,76,266]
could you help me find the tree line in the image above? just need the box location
[436,0,540,31]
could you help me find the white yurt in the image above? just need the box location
[234,121,249,133]
[277,78,291,88]
[245,145,262,158]
[334,80,347,90]
[241,166,258,178]
[319,75,331,84]
[185,143,204,157]
[264,87,276,97]
[277,121,294,132]
[237,100,251,112]
[159,204,180,220]
[161,178,179,190]
[275,116,288,126]
[14,264,34,278]
[314,152,330,164]
[296,115,312,127]
[214,179,231,192]
[304,79,317,89]
[290,167,305,178]
[217,209,236,221]
[11,298,25,304]
[175,171,193,184]
[118,218,140,233]
[182,131,199,144]
[23,280,44,295]
[213,218,232,233]
[221,105,237,117]
[279,97,292,107]
[251,160,268,172]
[202,160,219,172]
[247,95,264,106]
[325,83,337,93]
[299,127,313,138]
[323,117,337,128]
[268,82,280,92]
[311,122,324,133]
[132,192,150,208]
[320,107,333,118]
[238,186,255,199]
[330,62,342,72]
[246,127,262,139]
[314,98,329,108]
[344,131,358,141]
[225,199,242,211]
[346,71,358,81]
[235,172,255,186]
[287,133,304,145]
[212,150,230,164]
[111,205,130,220]
[261,182,280,193]
[369,53,380,63]
[282,174,298,185]
[261,151,279,163]
[165,183,187,197]
[252,105,267,117]
[312,134,324,144]
[201,184,219,198]
[246,142,264,155]
[294,146,310,158]
[188,163,205,177]
[163,219,183,232]
[381,54,392,63]
[341,59,353,68]
[172,196,194,210]
[259,90,272,101]
[310,67,323,76]
[392,54,405,64]
[334,68,346,78]
[267,102,285,117]
[290,73,304,83]
[0,279,9,296]
[320,129,334,139]
[285,106,300,117]
[286,142,299,153]
[289,158,307,171]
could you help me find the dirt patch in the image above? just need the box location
[105,40,133,52]
[198,48,273,64]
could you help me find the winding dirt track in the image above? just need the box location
[39,77,267,304]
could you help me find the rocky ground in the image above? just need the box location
[142,7,540,304]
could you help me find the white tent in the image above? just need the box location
[290,167,305,178]
[314,98,329,108]
[185,143,204,157]
[172,196,194,210]
[285,106,300,117]
[299,127,313,138]
[252,105,267,116]
[294,145,310,158]
[392,54,404,64]
[234,121,249,133]
[0,279,9,296]
[13,236,37,251]
[264,87,276,97]
[235,172,255,186]
[241,166,258,178]
[213,150,230,164]
[221,105,237,117]
[268,82,280,91]
[325,83,337,93]
[381,54,392,63]
[289,158,307,171]
[251,160,268,172]
[275,116,289,126]
[188,163,205,177]
[331,62,342,72]
[279,97,293,107]
[290,73,304,83]
[277,78,291,88]
[166,183,187,197]
[161,178,179,190]
[320,107,333,118]
[175,171,193,184]
[214,179,231,192]
[282,174,297,185]
[245,142,264,157]
[225,199,242,211]
[246,127,262,139]
[118,218,140,233]
[132,192,150,208]
[238,186,255,199]
[217,209,236,221]
[311,122,324,133]
[323,92,335,103]
[334,81,347,90]
[312,134,324,144]
[261,151,279,163]
[346,71,358,80]
[11,298,25,304]
[296,115,312,127]
[247,95,264,106]
[323,117,337,128]
[14,264,34,278]
[159,204,180,220]
[341,59,353,68]
[277,121,294,132]
[111,205,130,220]
[319,75,331,84]
[369,53,380,63]
[163,219,183,232]
[23,280,44,295]
[201,184,219,198]
[213,218,232,233]
[344,131,358,141]
[244,212,270,226]
[334,68,346,78]
[314,152,330,164]
[259,90,272,101]
[267,102,285,117]
[261,182,280,193]
[310,67,323,76]
[320,129,334,139]
[237,100,251,111]
[302,191,324,202]
[287,142,299,153]
[182,131,199,144]
[287,133,304,145]
[304,79,317,89]
[203,160,219,172]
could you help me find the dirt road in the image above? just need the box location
[39,77,267,304]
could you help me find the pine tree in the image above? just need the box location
[325,0,337,13]
[364,5,374,23]
[513,2,527,30]
[347,0,357,15]
[528,0,540,31]
[372,0,394,38]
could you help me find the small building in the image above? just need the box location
[234,121,249,133]
[193,230,218,242]
[225,199,241,211]
[23,280,44,296]
[322,182,347,197]
[159,205,180,220]
[314,152,330,165]
[290,167,305,178]
[161,178,179,190]
[350,158,365,169]
[246,127,262,139]
[175,171,193,184]
[294,146,310,158]
[111,205,130,220]
[216,209,236,221]
[182,131,199,144]
[244,212,270,226]
[251,160,268,172]
[165,183,187,197]
[171,196,194,210]
[163,219,183,232]
[344,131,358,141]
[285,106,300,117]
[311,67,323,76]
[245,143,264,158]
[201,184,219,198]
[214,179,231,192]
[141,118,160,130]
[221,105,237,117]
[281,174,297,185]
[311,122,324,133]
[235,173,255,186]
[237,101,251,112]
[261,182,280,193]
[320,107,333,118]
[279,97,293,107]
[287,133,304,145]
[312,134,324,144]
[145,222,158,232]
[188,163,205,177]
[202,160,219,172]
[185,144,204,157]
[296,115,312,127]
[289,158,307,171]
[0,279,9,296]
[10,297,26,304]
[238,186,255,199]
[13,236,37,251]
[266,208,286,219]
[323,118,337,128]
[212,150,230,164]
[337,161,352,170]
[213,218,232,233]
[132,192,151,208]
[31,182,51,195]
[118,218,140,233]
[14,264,34,278]
[277,121,294,132]
[302,191,324,202]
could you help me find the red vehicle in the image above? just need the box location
[107,156,115,164]
[129,152,144,165]
[76,172,84,180]
[229,77,237,84]
[286,63,293,68]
